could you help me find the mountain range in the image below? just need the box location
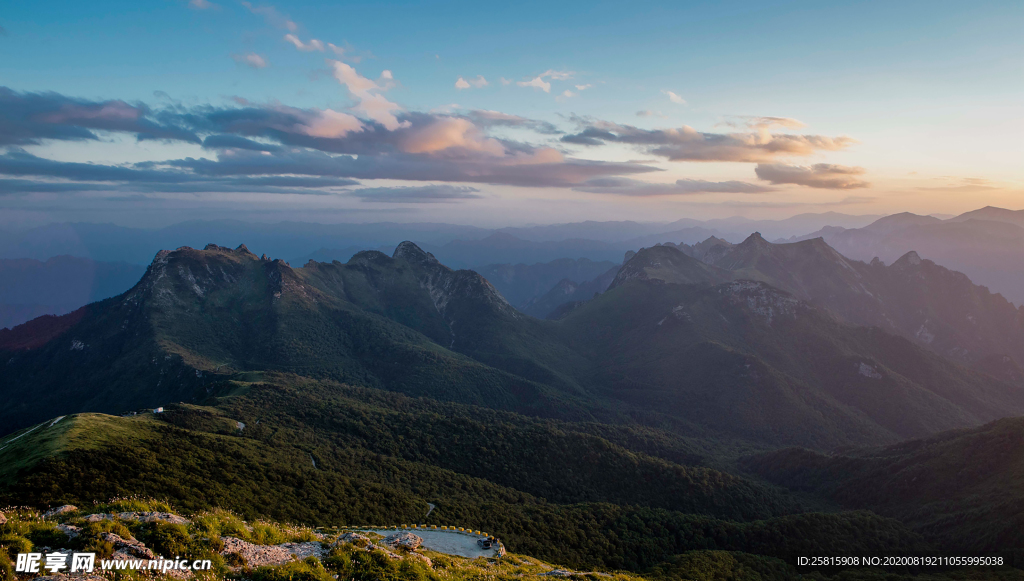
[788,207,1024,305]
[2,218,1024,576]
[5,240,1020,449]
[0,256,147,329]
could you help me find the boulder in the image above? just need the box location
[331,532,371,548]
[84,511,191,525]
[42,505,78,519]
[100,532,156,560]
[382,532,423,551]
[57,524,81,538]
[117,511,191,525]
[220,537,325,569]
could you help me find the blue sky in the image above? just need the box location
[0,0,1021,227]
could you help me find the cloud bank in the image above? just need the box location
[573,177,773,196]
[562,117,857,162]
[755,163,870,189]
[0,87,661,197]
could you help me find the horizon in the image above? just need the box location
[2,1,1022,228]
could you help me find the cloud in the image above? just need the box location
[188,0,217,9]
[241,2,298,32]
[680,196,876,210]
[721,116,806,130]
[232,52,268,69]
[573,176,774,196]
[328,60,406,131]
[516,70,576,93]
[0,87,199,145]
[663,90,686,105]
[561,116,857,162]
[636,110,666,119]
[499,77,512,86]
[915,177,1000,193]
[558,90,576,100]
[517,76,551,92]
[166,146,653,188]
[575,84,592,91]
[455,75,488,90]
[754,163,870,189]
[0,87,661,191]
[0,149,361,195]
[464,110,560,134]
[541,70,574,80]
[202,134,280,151]
[283,34,325,52]
[349,184,482,203]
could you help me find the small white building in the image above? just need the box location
[154,407,164,413]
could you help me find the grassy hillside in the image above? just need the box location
[3,501,1017,581]
[743,417,1024,555]
[0,372,937,572]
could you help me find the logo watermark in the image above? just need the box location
[16,552,212,574]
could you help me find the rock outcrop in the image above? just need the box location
[220,537,325,568]
[42,505,78,519]
[382,532,423,550]
[99,532,156,560]
[84,511,190,525]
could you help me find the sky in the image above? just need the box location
[0,0,1022,228]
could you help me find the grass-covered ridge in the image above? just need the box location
[0,379,929,572]
[1,500,1020,581]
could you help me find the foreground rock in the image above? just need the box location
[42,505,78,519]
[100,532,157,560]
[56,524,81,538]
[84,511,190,525]
[382,532,423,550]
[220,537,325,568]
[331,532,372,548]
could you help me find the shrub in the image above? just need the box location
[0,534,31,560]
[142,523,191,558]
[248,557,334,581]
[25,523,68,548]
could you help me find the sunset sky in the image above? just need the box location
[1,0,1021,227]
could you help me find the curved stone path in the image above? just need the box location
[354,528,501,559]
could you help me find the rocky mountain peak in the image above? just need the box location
[893,250,923,268]
[740,232,770,248]
[393,241,439,265]
[235,244,257,258]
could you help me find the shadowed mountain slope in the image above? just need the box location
[743,416,1024,553]
[3,240,1022,454]
[629,235,1024,378]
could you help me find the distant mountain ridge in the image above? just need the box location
[786,207,1024,305]
[4,239,1022,452]
[0,212,883,267]
[0,256,147,329]
[3,237,1024,568]
[613,234,1024,381]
